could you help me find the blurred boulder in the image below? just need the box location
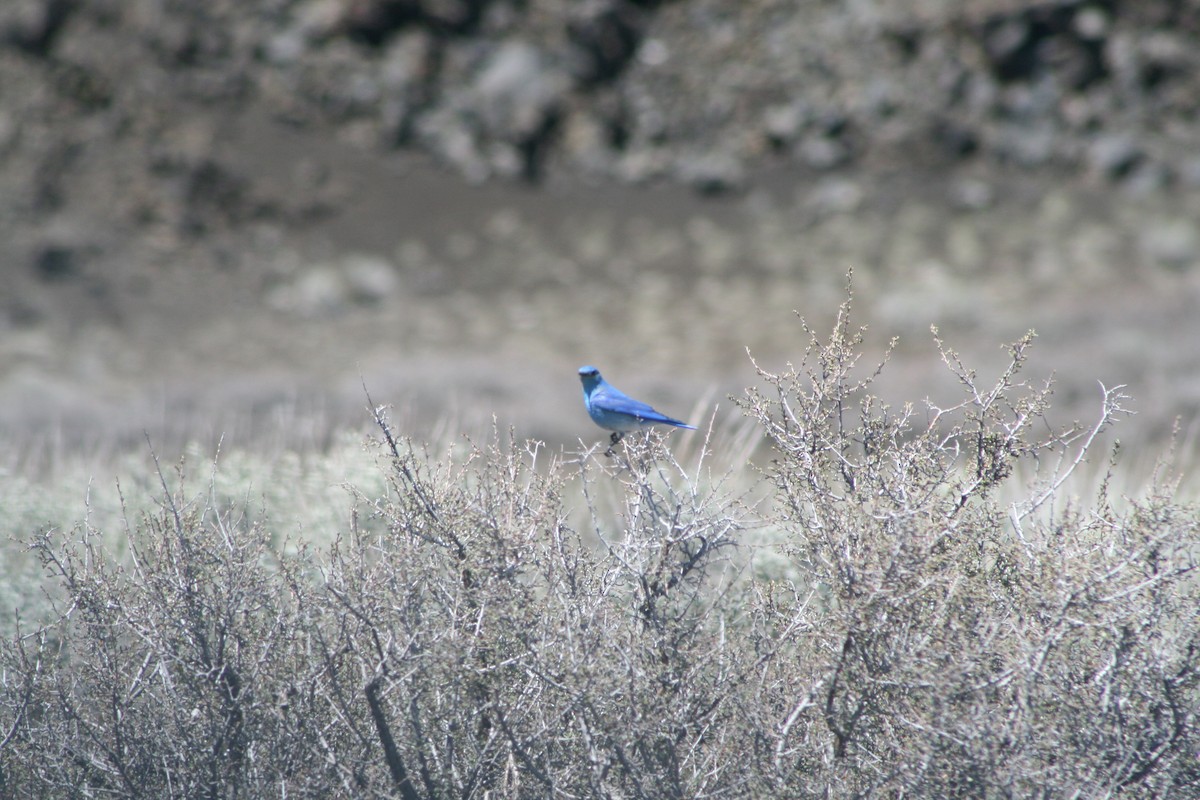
[674,150,745,195]
[0,0,74,56]
[1140,219,1199,271]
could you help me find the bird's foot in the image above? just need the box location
[604,432,624,457]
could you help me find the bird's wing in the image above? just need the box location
[594,387,672,422]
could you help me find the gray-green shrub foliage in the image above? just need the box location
[2,299,1198,798]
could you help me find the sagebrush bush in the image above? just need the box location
[2,296,1198,798]
[735,299,1199,796]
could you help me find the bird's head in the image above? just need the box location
[578,366,602,391]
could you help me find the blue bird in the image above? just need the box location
[578,365,696,449]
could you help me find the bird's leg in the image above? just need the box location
[604,431,624,457]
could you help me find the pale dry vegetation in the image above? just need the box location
[2,294,1198,798]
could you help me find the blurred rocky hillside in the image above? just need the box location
[4,0,1199,257]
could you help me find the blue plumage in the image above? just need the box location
[578,366,695,446]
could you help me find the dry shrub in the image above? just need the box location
[1,458,319,797]
[735,294,1199,796]
[2,290,1197,798]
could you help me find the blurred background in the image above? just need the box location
[3,0,1200,471]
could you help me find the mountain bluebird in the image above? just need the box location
[578,365,696,448]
